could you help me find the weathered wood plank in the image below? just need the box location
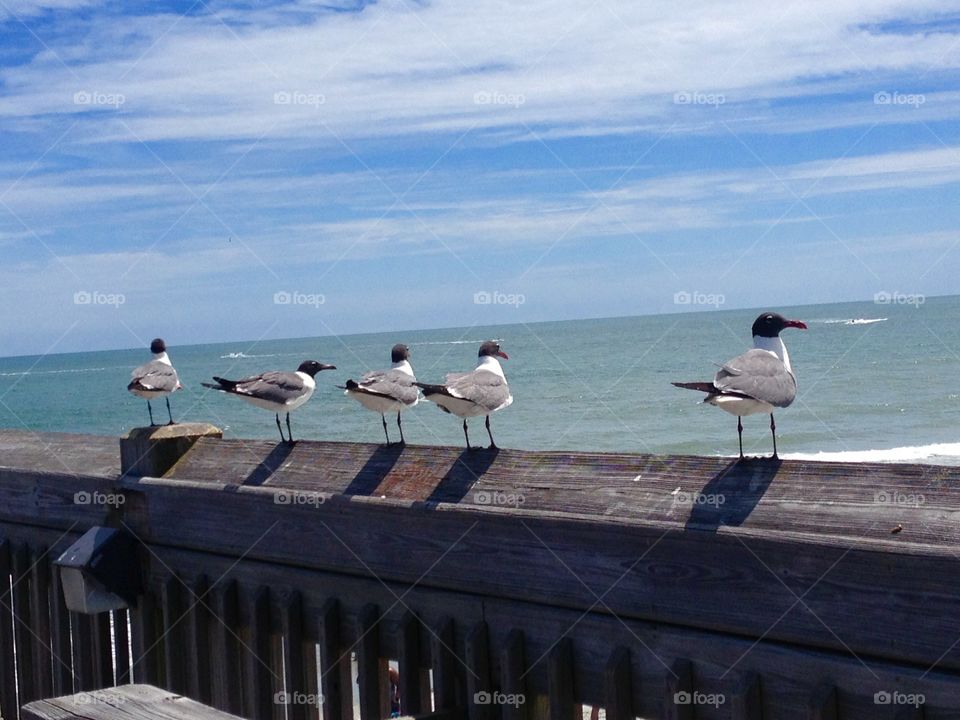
[21,683,246,720]
[114,608,131,686]
[0,430,118,478]
[160,574,188,693]
[318,599,352,720]
[730,672,762,720]
[280,591,312,720]
[210,580,242,715]
[91,611,113,688]
[808,685,837,720]
[130,587,162,687]
[70,612,94,692]
[603,647,632,720]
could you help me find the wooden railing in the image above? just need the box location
[0,425,958,719]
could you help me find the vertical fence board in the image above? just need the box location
[48,561,72,696]
[664,659,694,720]
[131,586,162,686]
[603,647,632,720]
[160,575,187,693]
[465,621,493,720]
[71,613,95,692]
[27,549,52,700]
[12,544,36,704]
[242,585,274,720]
[356,604,383,720]
[548,639,575,720]
[318,599,352,720]
[211,580,242,715]
[808,685,837,720]
[92,613,113,688]
[431,617,457,712]
[0,540,18,720]
[399,611,425,716]
[731,673,762,720]
[501,629,527,720]
[281,592,314,720]
[187,576,212,704]
[114,609,131,685]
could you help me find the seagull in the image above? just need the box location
[341,344,419,446]
[128,338,182,426]
[202,360,336,443]
[672,312,807,459]
[416,340,512,450]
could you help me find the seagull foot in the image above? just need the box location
[488,443,499,450]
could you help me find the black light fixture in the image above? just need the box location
[54,527,142,614]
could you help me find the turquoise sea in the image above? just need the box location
[2,296,959,463]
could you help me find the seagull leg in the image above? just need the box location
[147,401,156,427]
[286,413,294,444]
[165,397,175,425]
[737,416,744,459]
[381,414,391,445]
[769,413,778,459]
[275,414,286,443]
[396,412,405,445]
[463,419,475,451]
[485,415,498,450]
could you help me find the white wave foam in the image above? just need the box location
[411,338,504,346]
[815,318,887,326]
[782,442,960,465]
[0,366,113,377]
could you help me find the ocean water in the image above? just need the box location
[2,296,960,464]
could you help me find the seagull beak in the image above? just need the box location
[497,350,509,360]
[785,320,808,330]
[320,364,337,370]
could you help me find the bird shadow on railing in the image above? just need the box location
[343,444,406,496]
[684,457,780,531]
[242,442,297,486]
[424,448,500,506]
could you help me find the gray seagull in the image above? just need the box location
[128,338,181,426]
[341,344,419,446]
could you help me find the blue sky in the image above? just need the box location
[1,0,959,356]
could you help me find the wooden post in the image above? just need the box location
[318,599,352,720]
[664,659,694,720]
[603,647,632,720]
[120,423,222,477]
[210,580,242,715]
[501,629,527,720]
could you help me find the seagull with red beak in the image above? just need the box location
[673,312,807,459]
[416,340,512,450]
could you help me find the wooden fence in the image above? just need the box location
[0,425,959,719]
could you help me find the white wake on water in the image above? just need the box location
[815,318,888,326]
[782,443,960,465]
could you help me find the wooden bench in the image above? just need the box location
[21,684,244,720]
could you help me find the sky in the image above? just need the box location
[1,0,959,356]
